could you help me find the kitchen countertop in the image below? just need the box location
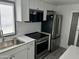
[0,36,35,54]
[17,36,35,43]
[59,45,79,59]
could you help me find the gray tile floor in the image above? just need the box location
[43,48,66,59]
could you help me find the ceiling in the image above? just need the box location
[43,0,79,5]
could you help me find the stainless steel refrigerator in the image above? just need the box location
[41,11,62,52]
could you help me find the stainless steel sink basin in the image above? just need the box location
[0,38,24,49]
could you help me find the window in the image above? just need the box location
[0,1,16,36]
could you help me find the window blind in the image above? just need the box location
[0,1,15,36]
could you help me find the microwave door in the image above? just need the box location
[30,11,37,22]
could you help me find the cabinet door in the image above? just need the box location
[38,0,44,10]
[29,0,39,9]
[29,0,34,9]
[21,0,29,21]
[27,42,35,59]
[13,49,27,59]
[43,9,47,21]
[38,0,47,21]
[16,0,29,21]
[16,0,22,21]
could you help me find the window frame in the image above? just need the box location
[0,0,16,37]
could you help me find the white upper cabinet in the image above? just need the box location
[16,0,22,21]
[38,1,47,21]
[29,0,44,10]
[16,0,54,21]
[37,0,44,10]
[29,0,39,10]
[21,0,29,21]
[43,9,47,21]
[16,0,29,21]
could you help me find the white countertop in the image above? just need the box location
[0,36,35,54]
[59,45,79,59]
[17,36,35,43]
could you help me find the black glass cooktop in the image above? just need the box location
[25,32,48,40]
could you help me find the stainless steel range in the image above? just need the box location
[25,32,49,59]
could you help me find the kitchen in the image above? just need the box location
[0,0,79,59]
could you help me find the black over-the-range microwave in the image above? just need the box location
[29,9,43,22]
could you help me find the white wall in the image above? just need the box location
[56,4,79,48]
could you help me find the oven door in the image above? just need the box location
[36,40,49,58]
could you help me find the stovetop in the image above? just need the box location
[25,32,48,40]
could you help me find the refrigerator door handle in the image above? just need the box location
[52,14,56,35]
[58,15,62,35]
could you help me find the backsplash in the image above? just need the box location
[16,21,41,35]
[1,21,41,41]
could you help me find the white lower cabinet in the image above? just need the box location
[27,42,35,59]
[11,49,27,59]
[0,41,35,59]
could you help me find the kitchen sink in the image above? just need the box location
[0,38,24,49]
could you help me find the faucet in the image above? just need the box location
[0,30,4,42]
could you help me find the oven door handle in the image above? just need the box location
[36,40,48,45]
